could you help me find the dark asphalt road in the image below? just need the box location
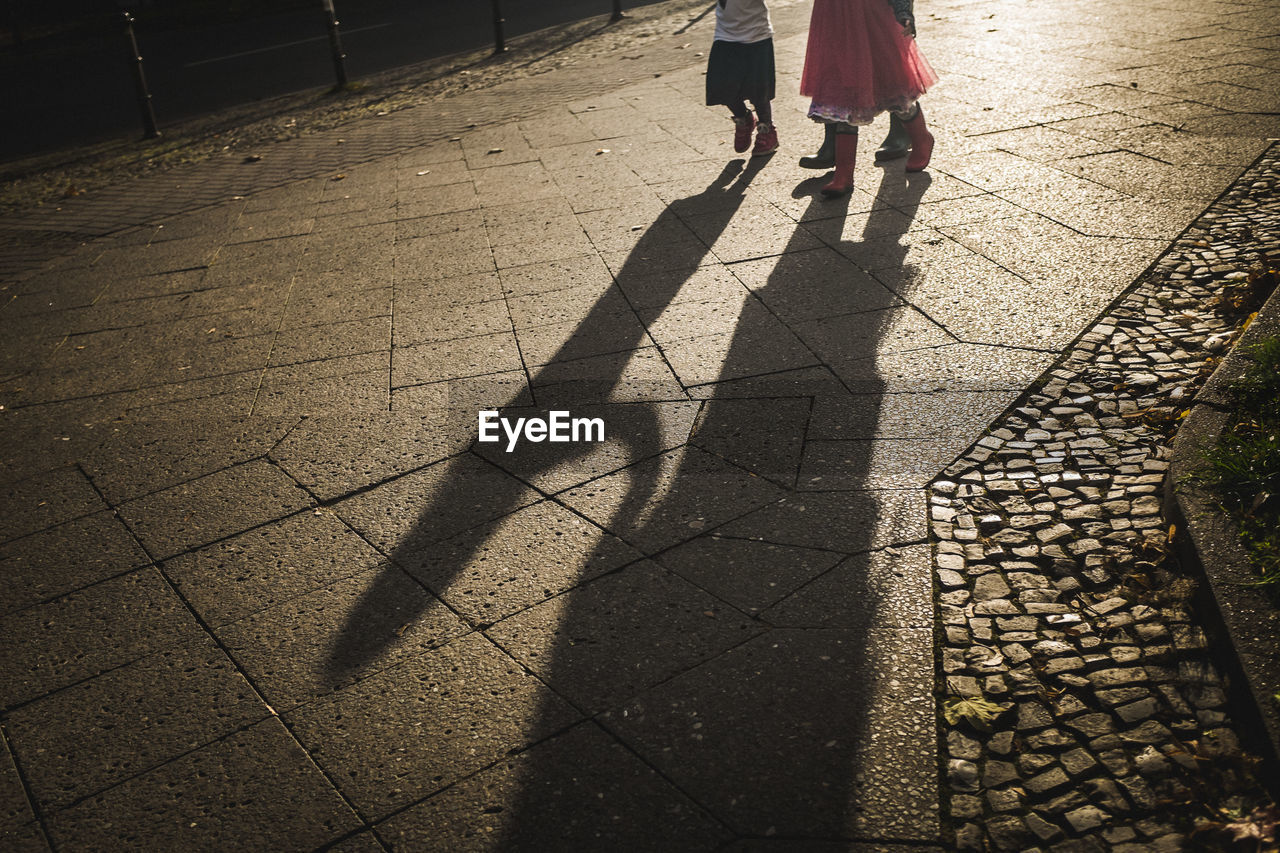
[1,0,667,163]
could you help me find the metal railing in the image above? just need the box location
[101,1,631,142]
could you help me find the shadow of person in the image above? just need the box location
[328,147,939,845]
[326,158,769,685]
[475,165,940,847]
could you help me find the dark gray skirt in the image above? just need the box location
[705,38,776,107]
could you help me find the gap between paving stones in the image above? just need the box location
[933,143,1280,851]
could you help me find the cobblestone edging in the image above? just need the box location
[1169,284,1280,772]
[933,143,1280,851]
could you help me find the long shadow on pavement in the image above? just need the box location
[327,158,765,678]
[330,156,935,847]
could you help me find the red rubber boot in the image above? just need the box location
[904,107,934,172]
[820,130,858,198]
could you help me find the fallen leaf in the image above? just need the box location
[943,696,1006,733]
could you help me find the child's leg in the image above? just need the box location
[875,112,910,163]
[750,99,772,127]
[821,123,858,198]
[750,99,778,156]
[897,102,933,172]
[730,101,755,153]
[800,123,837,169]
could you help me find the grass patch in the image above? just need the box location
[1203,330,1280,588]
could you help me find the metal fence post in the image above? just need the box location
[6,0,24,46]
[122,11,159,139]
[321,0,348,87]
[491,0,506,53]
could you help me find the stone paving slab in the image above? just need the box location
[602,627,936,839]
[284,631,583,821]
[5,633,264,810]
[378,721,730,852]
[0,569,204,709]
[44,719,361,851]
[0,0,1278,848]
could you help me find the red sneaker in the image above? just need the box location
[752,123,778,156]
[733,114,755,153]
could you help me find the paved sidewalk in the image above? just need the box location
[1,0,1277,849]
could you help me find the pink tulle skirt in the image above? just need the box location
[800,0,938,125]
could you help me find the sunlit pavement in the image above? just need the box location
[1,0,1277,848]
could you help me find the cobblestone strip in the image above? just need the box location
[934,145,1280,851]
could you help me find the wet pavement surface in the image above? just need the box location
[1,0,1278,849]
